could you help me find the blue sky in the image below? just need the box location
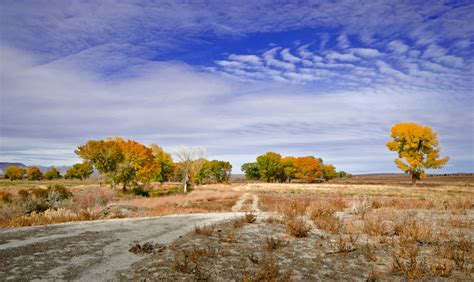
[0,0,473,173]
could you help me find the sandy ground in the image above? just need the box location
[0,212,250,281]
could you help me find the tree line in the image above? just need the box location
[4,138,232,193]
[4,122,450,188]
[241,152,349,183]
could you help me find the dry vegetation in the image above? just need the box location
[0,180,239,227]
[126,181,472,280]
[1,176,473,280]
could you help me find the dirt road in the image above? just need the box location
[0,212,246,281]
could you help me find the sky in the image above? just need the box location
[0,0,473,174]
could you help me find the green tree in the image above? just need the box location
[76,139,124,192]
[150,144,175,184]
[256,152,284,182]
[386,122,449,186]
[44,167,62,180]
[322,164,337,180]
[197,160,232,184]
[241,162,260,180]
[281,157,298,182]
[64,162,93,180]
[4,165,24,180]
[26,166,43,180]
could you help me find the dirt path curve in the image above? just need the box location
[231,192,261,212]
[0,212,246,281]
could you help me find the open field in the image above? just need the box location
[1,179,473,280]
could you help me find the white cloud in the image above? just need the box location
[350,48,382,58]
[326,51,360,62]
[281,48,300,63]
[387,40,409,54]
[215,60,243,68]
[337,34,350,49]
[228,54,262,65]
[453,40,471,49]
[422,44,448,59]
[434,55,464,68]
[262,47,295,70]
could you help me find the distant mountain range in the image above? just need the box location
[0,162,71,176]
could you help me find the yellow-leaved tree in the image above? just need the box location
[386,122,449,186]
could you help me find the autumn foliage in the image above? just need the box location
[242,152,346,183]
[386,122,449,185]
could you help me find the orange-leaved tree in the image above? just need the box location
[293,156,322,182]
[386,122,449,186]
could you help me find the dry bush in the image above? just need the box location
[328,196,347,211]
[282,198,310,220]
[448,198,472,210]
[265,236,289,252]
[429,259,453,277]
[172,244,216,278]
[230,213,257,229]
[244,212,257,223]
[264,215,284,225]
[255,253,292,282]
[392,242,428,280]
[360,241,377,262]
[363,215,390,236]
[312,213,343,233]
[0,191,13,203]
[286,217,311,238]
[73,188,112,210]
[351,197,372,219]
[371,198,383,209]
[395,216,433,243]
[330,235,357,254]
[3,208,98,227]
[0,203,25,227]
[219,229,238,243]
[436,231,472,270]
[194,224,214,236]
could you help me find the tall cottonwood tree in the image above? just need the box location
[386,122,449,185]
[256,152,284,182]
[76,139,124,192]
[150,144,175,184]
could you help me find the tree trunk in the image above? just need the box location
[411,174,417,187]
[183,174,188,193]
[112,179,116,193]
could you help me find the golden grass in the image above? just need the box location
[115,186,240,217]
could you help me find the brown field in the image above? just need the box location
[126,181,473,280]
[1,177,473,280]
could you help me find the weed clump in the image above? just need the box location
[286,217,311,238]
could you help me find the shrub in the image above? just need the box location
[194,224,214,236]
[46,185,73,201]
[132,185,149,197]
[265,236,289,251]
[313,213,343,233]
[0,191,13,203]
[286,217,311,237]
